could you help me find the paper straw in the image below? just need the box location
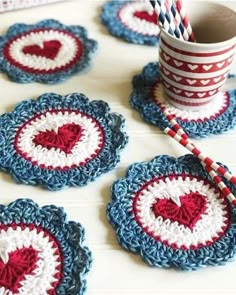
[149,0,156,8]
[162,109,236,206]
[148,0,183,39]
[203,163,236,205]
[175,0,196,42]
[164,127,236,186]
[159,0,183,39]
[168,0,191,41]
[149,0,195,42]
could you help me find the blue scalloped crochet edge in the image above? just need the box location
[130,62,236,138]
[0,93,128,190]
[107,154,236,270]
[100,0,159,46]
[0,19,98,84]
[0,198,92,294]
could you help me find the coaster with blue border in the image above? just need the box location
[0,19,97,84]
[0,93,128,190]
[101,0,160,46]
[130,62,236,138]
[0,198,91,294]
[107,154,236,270]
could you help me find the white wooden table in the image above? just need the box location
[0,0,235,294]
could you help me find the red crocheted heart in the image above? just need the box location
[22,40,62,59]
[0,247,39,292]
[153,192,207,229]
[134,11,158,24]
[33,123,82,154]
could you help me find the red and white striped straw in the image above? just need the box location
[175,0,196,42]
[203,163,236,205]
[162,109,236,206]
[164,127,236,185]
[149,0,183,39]
[149,0,195,42]
[166,0,191,41]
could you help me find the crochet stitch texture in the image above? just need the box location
[130,62,236,138]
[0,93,128,190]
[0,198,92,294]
[101,0,160,46]
[107,154,236,270]
[0,19,97,83]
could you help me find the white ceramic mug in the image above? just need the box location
[159,1,236,111]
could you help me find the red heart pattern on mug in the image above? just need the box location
[159,34,235,110]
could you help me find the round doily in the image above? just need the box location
[0,19,97,83]
[0,198,92,294]
[100,0,160,46]
[107,154,236,270]
[0,93,128,190]
[130,62,236,138]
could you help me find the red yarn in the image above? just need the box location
[0,247,39,292]
[33,123,82,153]
[22,40,62,60]
[153,192,207,229]
[134,10,158,24]
[232,199,236,208]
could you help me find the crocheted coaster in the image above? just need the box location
[107,154,236,270]
[0,198,91,294]
[101,0,160,46]
[130,62,236,138]
[0,93,128,190]
[0,19,97,83]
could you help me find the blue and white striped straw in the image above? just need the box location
[148,0,183,39]
[149,0,195,41]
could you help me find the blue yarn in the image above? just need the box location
[130,62,236,138]
[0,19,98,84]
[100,0,159,46]
[228,73,236,79]
[107,154,236,270]
[0,93,128,190]
[0,198,92,294]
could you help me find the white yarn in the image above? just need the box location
[0,226,60,294]
[8,30,79,71]
[153,83,228,121]
[135,176,228,248]
[119,2,160,36]
[0,239,10,264]
[16,111,103,169]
